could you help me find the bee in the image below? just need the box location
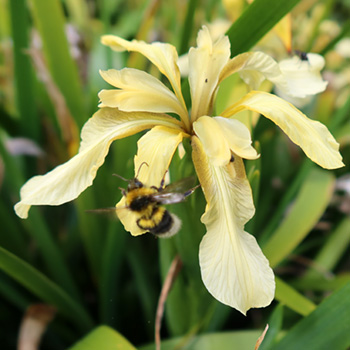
[90,163,199,238]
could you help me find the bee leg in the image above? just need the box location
[118,187,127,196]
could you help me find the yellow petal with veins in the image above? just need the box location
[189,26,231,121]
[219,52,288,92]
[192,136,275,314]
[117,126,185,236]
[214,117,259,160]
[222,91,344,169]
[101,35,184,106]
[193,116,230,166]
[99,68,188,122]
[15,109,182,219]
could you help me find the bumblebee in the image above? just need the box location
[89,164,199,238]
[117,170,199,238]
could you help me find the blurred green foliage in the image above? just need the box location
[0,0,350,349]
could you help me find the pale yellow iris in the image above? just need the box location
[14,26,343,314]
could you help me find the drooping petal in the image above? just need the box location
[15,109,182,219]
[193,115,258,166]
[117,126,186,236]
[222,91,344,169]
[134,127,187,186]
[189,26,231,121]
[276,53,328,98]
[100,35,185,107]
[192,136,275,314]
[98,68,188,121]
[219,52,289,92]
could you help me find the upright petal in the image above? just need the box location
[219,52,289,92]
[192,136,275,314]
[99,68,188,122]
[189,26,231,121]
[117,126,185,236]
[222,91,344,169]
[15,109,182,219]
[101,35,184,107]
[193,116,258,166]
[219,52,327,101]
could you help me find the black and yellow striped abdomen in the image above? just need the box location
[137,206,173,234]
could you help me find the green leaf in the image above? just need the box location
[331,96,350,136]
[63,0,90,29]
[159,238,191,336]
[292,274,350,292]
[275,277,316,316]
[69,325,137,350]
[302,217,350,281]
[140,330,262,350]
[263,168,335,267]
[126,241,158,324]
[0,137,80,301]
[0,246,94,333]
[227,0,302,56]
[29,0,86,127]
[271,282,350,350]
[0,272,30,310]
[259,160,314,244]
[99,222,127,325]
[259,304,284,350]
[9,0,39,140]
[178,0,199,55]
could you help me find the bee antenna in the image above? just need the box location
[159,169,169,189]
[136,161,149,178]
[112,173,129,182]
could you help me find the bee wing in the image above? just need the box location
[151,192,188,205]
[161,176,197,194]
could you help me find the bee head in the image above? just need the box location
[127,177,144,191]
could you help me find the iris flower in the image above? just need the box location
[14,27,343,314]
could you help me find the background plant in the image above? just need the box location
[0,0,350,349]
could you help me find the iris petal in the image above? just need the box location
[219,52,288,91]
[213,117,259,160]
[192,136,275,314]
[101,35,184,107]
[134,126,186,186]
[15,109,182,219]
[189,26,230,121]
[193,116,230,166]
[99,68,187,121]
[193,116,258,166]
[222,91,344,169]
